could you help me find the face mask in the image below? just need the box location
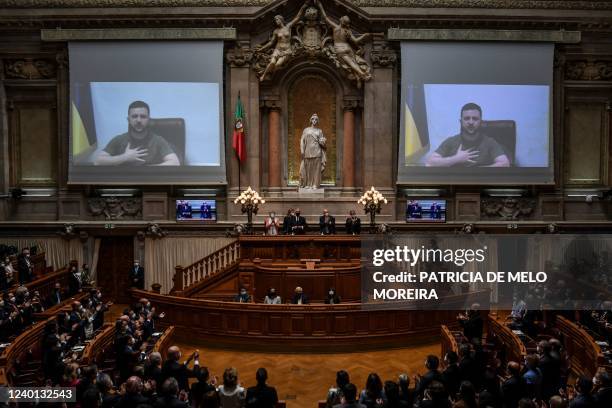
[329,291,334,296]
[240,291,247,295]
[9,298,15,303]
[270,213,275,218]
[96,293,102,299]
[296,212,300,216]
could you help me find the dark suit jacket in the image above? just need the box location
[415,369,444,397]
[161,359,199,392]
[291,216,307,234]
[441,364,461,398]
[345,217,361,235]
[16,254,32,283]
[153,395,190,408]
[129,265,145,289]
[319,215,336,235]
[291,294,310,304]
[501,375,527,408]
[46,289,64,308]
[246,384,279,408]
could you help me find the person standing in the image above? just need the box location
[129,260,145,290]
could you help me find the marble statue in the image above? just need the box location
[300,113,326,189]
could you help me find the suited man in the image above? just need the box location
[282,208,295,235]
[68,264,82,295]
[161,346,200,392]
[345,210,361,235]
[291,286,309,305]
[319,209,336,235]
[442,351,461,398]
[291,208,307,235]
[154,378,190,408]
[414,355,444,398]
[17,248,33,284]
[457,304,483,344]
[46,282,64,307]
[501,361,527,408]
[129,260,145,290]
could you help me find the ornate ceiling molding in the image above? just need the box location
[1,0,612,9]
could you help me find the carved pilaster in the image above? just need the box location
[226,41,253,68]
[342,98,361,112]
[370,39,397,69]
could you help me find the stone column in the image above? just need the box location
[342,99,359,188]
[268,107,282,189]
[363,37,397,220]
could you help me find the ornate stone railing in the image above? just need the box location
[172,240,240,294]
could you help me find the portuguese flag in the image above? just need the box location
[232,95,247,163]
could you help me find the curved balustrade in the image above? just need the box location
[131,288,490,351]
[487,314,528,365]
[0,316,53,386]
[173,241,240,294]
[556,315,605,377]
[80,323,115,366]
[153,326,176,360]
[441,325,460,360]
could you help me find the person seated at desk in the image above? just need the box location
[264,211,281,236]
[291,286,309,304]
[234,287,251,303]
[291,208,307,235]
[319,208,336,235]
[264,287,281,304]
[325,288,341,304]
[282,208,294,235]
[345,210,361,235]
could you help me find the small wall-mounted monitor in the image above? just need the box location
[176,199,216,221]
[406,199,446,222]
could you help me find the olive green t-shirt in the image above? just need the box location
[102,132,176,165]
[434,133,507,167]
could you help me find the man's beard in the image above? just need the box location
[129,124,149,139]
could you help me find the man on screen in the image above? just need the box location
[92,100,180,166]
[425,103,510,167]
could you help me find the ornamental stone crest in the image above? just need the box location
[481,197,536,220]
[252,0,372,87]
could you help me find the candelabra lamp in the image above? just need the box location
[234,187,265,234]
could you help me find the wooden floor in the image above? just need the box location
[175,340,438,408]
[109,304,439,408]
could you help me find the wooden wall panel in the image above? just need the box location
[565,101,609,185]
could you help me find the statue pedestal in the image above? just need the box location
[298,188,324,196]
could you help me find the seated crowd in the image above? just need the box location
[263,208,361,236]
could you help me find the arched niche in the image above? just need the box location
[287,74,336,186]
[264,61,357,189]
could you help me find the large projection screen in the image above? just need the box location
[68,41,226,184]
[398,42,554,184]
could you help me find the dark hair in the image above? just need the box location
[256,367,268,386]
[343,383,357,402]
[162,377,179,396]
[197,366,210,382]
[223,367,238,388]
[445,351,458,364]
[365,373,383,399]
[128,100,150,115]
[460,103,482,117]
[336,370,350,388]
[426,355,439,370]
[384,381,400,403]
[458,381,477,408]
